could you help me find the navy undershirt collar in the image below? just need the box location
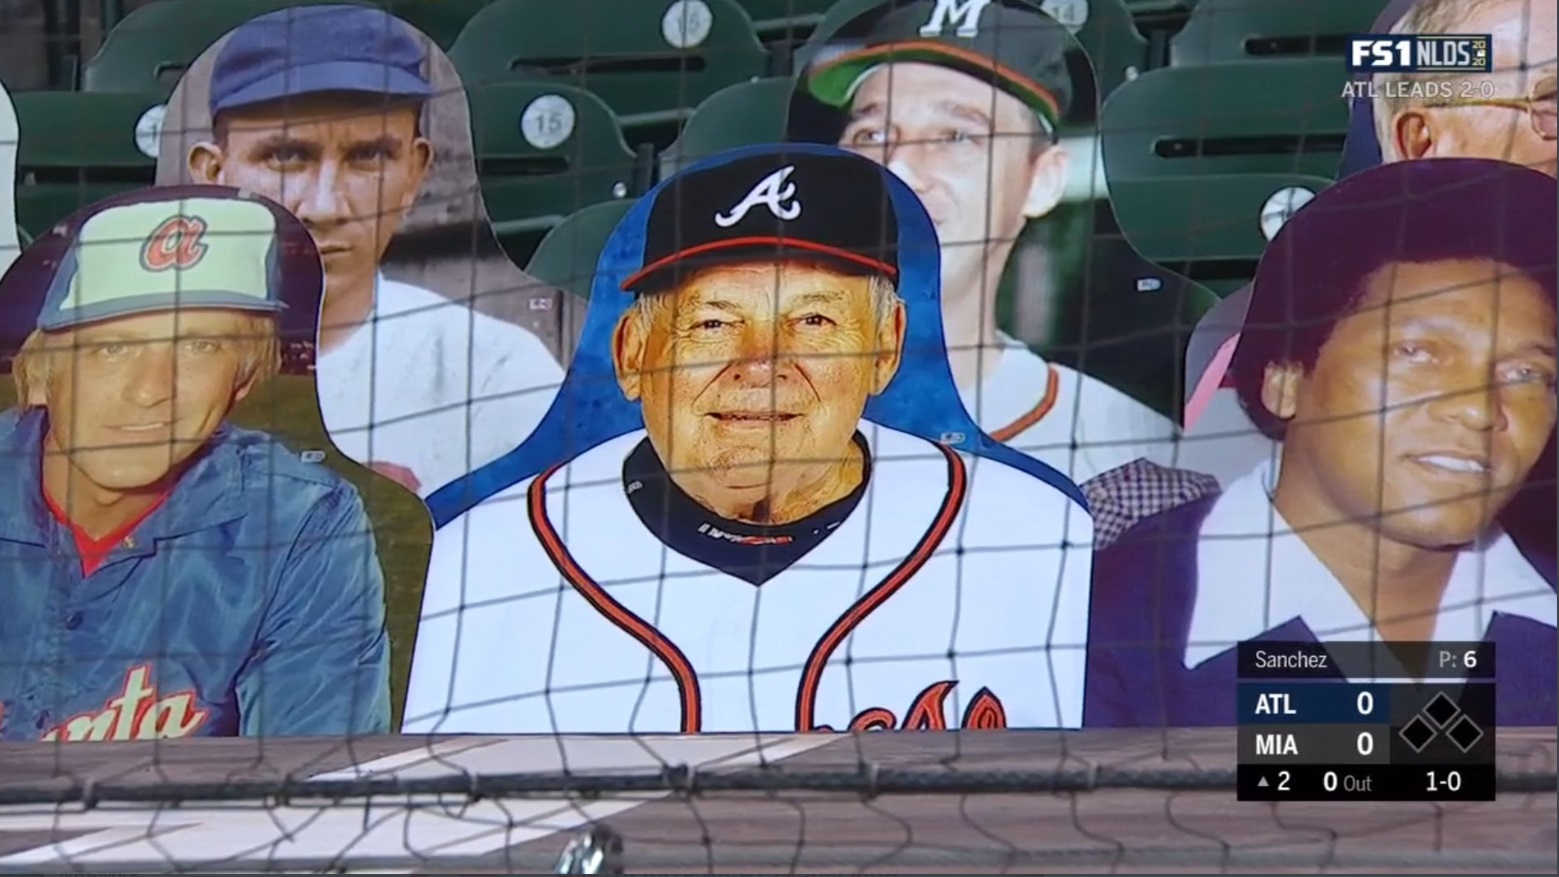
[623,433,872,586]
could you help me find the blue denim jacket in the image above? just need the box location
[0,408,391,741]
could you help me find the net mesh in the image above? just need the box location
[0,0,1555,872]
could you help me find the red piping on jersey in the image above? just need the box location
[988,365,1060,444]
[795,443,969,732]
[529,463,704,733]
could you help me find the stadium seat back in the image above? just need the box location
[1100,59,1349,181]
[796,0,880,61]
[1050,226,1221,420]
[526,200,638,301]
[661,77,791,177]
[448,0,770,132]
[1047,0,1148,100]
[380,0,494,48]
[1169,0,1391,66]
[466,81,638,249]
[736,0,837,41]
[82,0,378,94]
[1109,173,1334,266]
[11,91,163,234]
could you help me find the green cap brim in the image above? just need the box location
[804,42,1061,129]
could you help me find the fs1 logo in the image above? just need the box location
[1347,34,1492,74]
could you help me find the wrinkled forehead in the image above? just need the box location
[658,261,876,307]
[850,62,1031,126]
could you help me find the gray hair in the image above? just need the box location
[1372,0,1536,161]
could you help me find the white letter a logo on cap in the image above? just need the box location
[714,165,802,228]
[919,0,992,37]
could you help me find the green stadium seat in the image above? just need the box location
[466,80,640,259]
[1100,59,1349,181]
[448,0,770,147]
[1046,0,1149,100]
[1074,258,1220,420]
[82,0,381,94]
[660,77,791,177]
[380,0,495,48]
[11,91,163,235]
[1109,173,1333,267]
[1169,0,1391,66]
[526,199,637,301]
[791,0,872,73]
[737,0,838,41]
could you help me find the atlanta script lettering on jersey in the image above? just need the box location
[815,680,1009,731]
[38,664,211,742]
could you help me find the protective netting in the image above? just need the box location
[0,0,1555,873]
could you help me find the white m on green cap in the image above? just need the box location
[38,197,286,331]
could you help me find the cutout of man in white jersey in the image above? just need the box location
[402,148,1094,735]
[182,6,565,497]
[799,0,1176,483]
[0,77,19,277]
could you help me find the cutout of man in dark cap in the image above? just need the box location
[186,5,564,498]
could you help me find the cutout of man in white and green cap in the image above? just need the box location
[0,193,390,742]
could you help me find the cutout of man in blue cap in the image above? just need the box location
[0,194,390,741]
[403,150,1094,736]
[186,5,564,498]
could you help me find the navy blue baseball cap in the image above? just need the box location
[623,150,900,294]
[209,5,432,117]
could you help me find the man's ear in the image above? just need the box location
[1260,360,1304,424]
[21,361,49,408]
[401,137,435,212]
[870,297,907,396]
[613,308,646,401]
[187,141,226,184]
[1022,142,1069,219]
[1390,109,1436,161]
[232,372,260,408]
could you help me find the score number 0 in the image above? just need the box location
[1355,689,1376,757]
[1273,690,1380,792]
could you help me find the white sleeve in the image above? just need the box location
[465,324,566,477]
[1074,378,1180,477]
[1046,507,1095,730]
[957,461,1096,730]
[400,510,475,733]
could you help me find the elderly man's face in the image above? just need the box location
[1267,259,1557,548]
[614,261,904,513]
[1397,1,1557,176]
[30,309,263,493]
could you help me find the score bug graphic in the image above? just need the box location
[1235,642,1498,802]
[1347,34,1492,74]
